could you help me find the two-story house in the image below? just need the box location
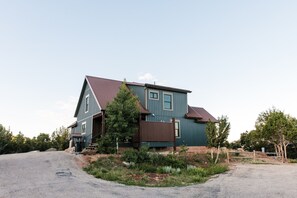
[69,75,217,150]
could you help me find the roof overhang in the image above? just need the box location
[145,84,191,94]
[68,121,77,128]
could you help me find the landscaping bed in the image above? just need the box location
[83,148,229,187]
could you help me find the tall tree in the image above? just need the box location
[0,125,13,154]
[206,115,230,148]
[206,116,230,164]
[51,126,70,150]
[105,82,140,152]
[256,108,297,162]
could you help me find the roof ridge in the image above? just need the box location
[86,75,123,83]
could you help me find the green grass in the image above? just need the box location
[288,159,297,163]
[84,153,229,187]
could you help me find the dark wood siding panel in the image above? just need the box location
[140,121,174,142]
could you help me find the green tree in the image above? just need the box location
[206,115,230,148]
[0,124,13,154]
[36,133,52,151]
[239,130,273,152]
[51,126,70,150]
[104,82,140,153]
[206,116,230,164]
[256,108,297,162]
[12,132,26,153]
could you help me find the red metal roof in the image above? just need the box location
[186,106,218,123]
[86,76,149,114]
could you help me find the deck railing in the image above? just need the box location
[139,121,175,142]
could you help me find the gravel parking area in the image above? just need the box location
[0,151,297,198]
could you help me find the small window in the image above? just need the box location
[175,120,181,138]
[163,93,173,110]
[149,90,159,100]
[81,122,86,134]
[85,95,89,113]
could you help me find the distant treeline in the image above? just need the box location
[0,124,69,154]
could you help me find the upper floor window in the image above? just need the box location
[149,90,159,100]
[163,93,173,110]
[85,95,89,113]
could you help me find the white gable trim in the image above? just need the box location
[85,77,102,110]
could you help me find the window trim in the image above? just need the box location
[85,94,89,113]
[81,121,86,135]
[149,90,159,100]
[163,92,173,111]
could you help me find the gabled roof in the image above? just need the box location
[74,76,149,117]
[186,105,218,123]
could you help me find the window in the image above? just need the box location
[85,95,89,113]
[175,120,180,138]
[81,122,86,134]
[149,90,159,100]
[163,93,173,110]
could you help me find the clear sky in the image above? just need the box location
[1,1,297,141]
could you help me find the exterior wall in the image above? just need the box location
[127,85,145,106]
[145,88,207,147]
[74,82,101,147]
[146,89,187,122]
[176,118,207,146]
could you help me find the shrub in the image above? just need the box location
[179,145,189,155]
[206,164,228,175]
[138,163,157,173]
[288,159,297,163]
[186,167,207,177]
[149,152,166,165]
[97,135,116,154]
[164,154,186,168]
[137,146,150,163]
[121,149,138,163]
[121,146,151,164]
[158,166,181,174]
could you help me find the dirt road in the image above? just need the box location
[0,151,296,198]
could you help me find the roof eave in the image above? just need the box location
[145,84,191,94]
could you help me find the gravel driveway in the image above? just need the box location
[0,151,297,198]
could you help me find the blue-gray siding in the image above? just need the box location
[127,85,146,106]
[74,82,100,146]
[145,88,207,146]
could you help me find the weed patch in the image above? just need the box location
[84,150,229,187]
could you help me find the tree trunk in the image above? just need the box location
[279,143,284,163]
[274,144,279,157]
[215,145,220,164]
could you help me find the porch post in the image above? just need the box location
[102,111,105,136]
[172,117,176,152]
[138,115,142,149]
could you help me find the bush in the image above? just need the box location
[164,154,187,168]
[149,153,166,165]
[121,146,150,164]
[137,146,150,163]
[121,149,138,163]
[97,135,116,154]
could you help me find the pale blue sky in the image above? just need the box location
[1,1,297,140]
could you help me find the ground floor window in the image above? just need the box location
[81,122,86,134]
[175,120,180,138]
